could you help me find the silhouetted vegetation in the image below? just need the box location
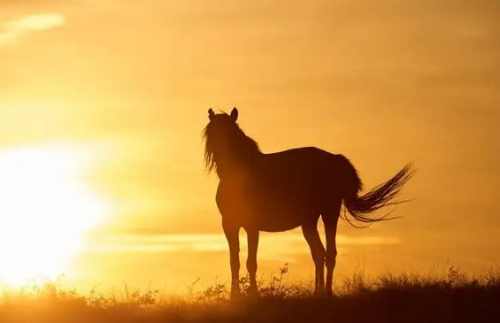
[1,265,499,323]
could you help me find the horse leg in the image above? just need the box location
[245,228,259,296]
[301,217,325,295]
[223,221,241,298]
[322,207,341,297]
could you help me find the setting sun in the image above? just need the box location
[0,146,105,287]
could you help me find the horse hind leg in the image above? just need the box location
[322,202,341,297]
[301,217,325,295]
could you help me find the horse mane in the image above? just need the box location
[203,112,261,174]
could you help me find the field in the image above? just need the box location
[1,265,499,323]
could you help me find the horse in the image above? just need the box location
[203,107,414,298]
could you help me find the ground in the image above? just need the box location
[0,266,499,323]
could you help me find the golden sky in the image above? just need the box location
[0,0,499,292]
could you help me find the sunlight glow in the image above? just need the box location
[0,146,105,287]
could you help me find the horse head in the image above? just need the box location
[203,107,260,175]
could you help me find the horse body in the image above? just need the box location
[216,147,344,233]
[203,107,414,298]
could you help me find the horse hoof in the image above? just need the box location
[313,288,325,297]
[230,289,241,300]
[247,286,259,298]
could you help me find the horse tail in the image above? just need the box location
[337,155,414,228]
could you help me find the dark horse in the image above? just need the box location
[203,107,414,298]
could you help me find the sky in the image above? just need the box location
[0,0,499,292]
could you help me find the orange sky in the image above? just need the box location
[0,0,499,292]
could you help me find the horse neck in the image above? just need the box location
[215,136,262,178]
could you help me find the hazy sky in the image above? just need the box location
[0,0,499,292]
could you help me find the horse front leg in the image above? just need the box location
[223,221,240,298]
[245,228,260,296]
[324,216,339,297]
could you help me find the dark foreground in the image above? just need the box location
[1,268,499,323]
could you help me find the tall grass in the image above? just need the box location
[1,264,499,323]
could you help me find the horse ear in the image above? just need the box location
[230,107,238,122]
[208,108,215,120]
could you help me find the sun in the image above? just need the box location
[0,146,105,287]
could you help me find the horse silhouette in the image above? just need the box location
[203,107,414,298]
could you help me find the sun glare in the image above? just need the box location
[0,146,105,287]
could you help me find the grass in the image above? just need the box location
[1,265,499,323]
